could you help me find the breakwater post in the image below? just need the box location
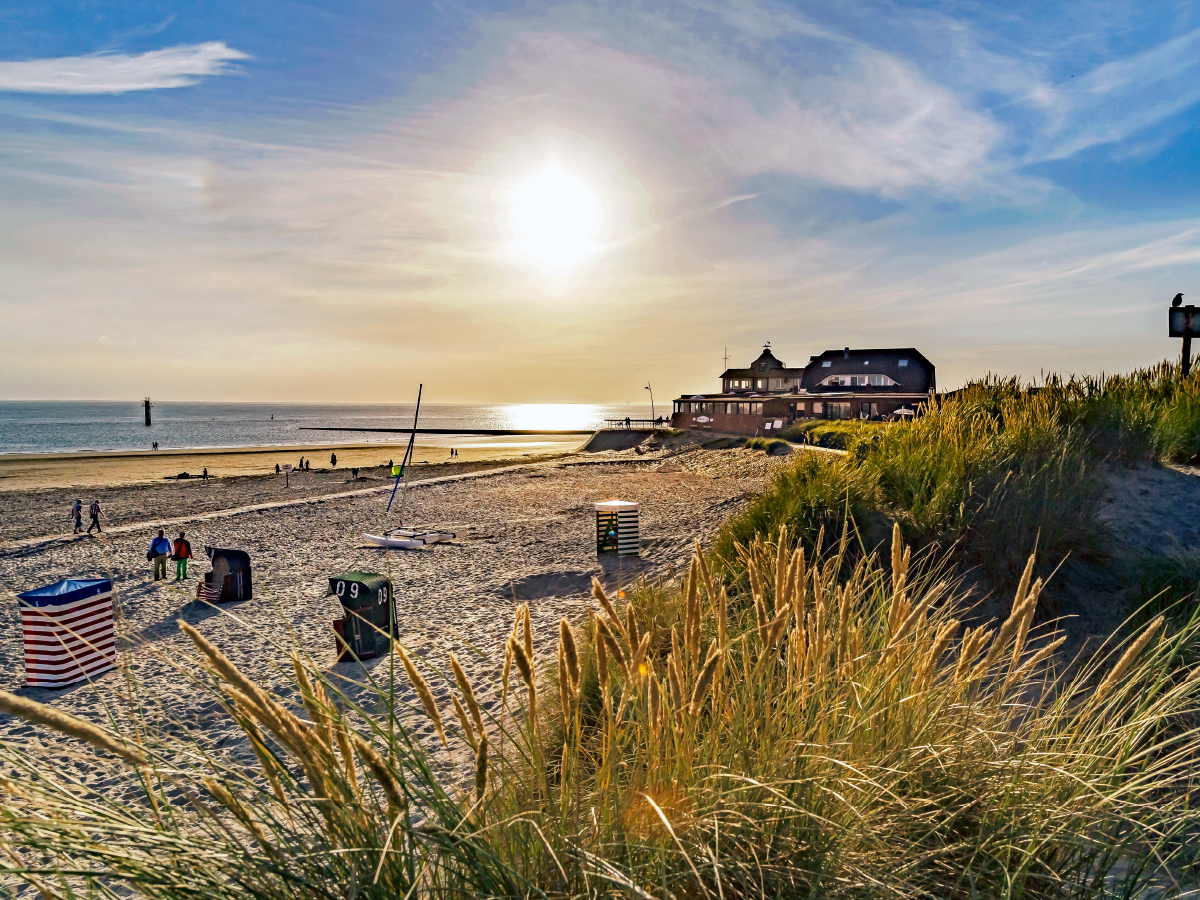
[144,398,152,426]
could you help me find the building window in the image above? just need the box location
[821,360,831,367]
[828,402,853,419]
[899,359,908,367]
[818,374,899,388]
[755,379,766,389]
[813,402,823,415]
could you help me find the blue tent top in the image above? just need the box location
[17,578,112,608]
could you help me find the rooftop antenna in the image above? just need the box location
[723,346,729,370]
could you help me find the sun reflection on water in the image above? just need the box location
[500,404,603,431]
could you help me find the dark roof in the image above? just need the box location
[720,346,789,380]
[800,348,935,394]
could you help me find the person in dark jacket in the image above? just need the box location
[173,531,193,581]
[149,530,172,581]
[330,452,337,467]
[87,499,103,534]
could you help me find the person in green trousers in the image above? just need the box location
[173,531,193,581]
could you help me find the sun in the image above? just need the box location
[509,161,602,276]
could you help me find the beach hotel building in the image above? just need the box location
[671,345,935,435]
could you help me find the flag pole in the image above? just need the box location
[386,384,423,516]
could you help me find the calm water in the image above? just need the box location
[0,402,654,455]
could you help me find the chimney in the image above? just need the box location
[843,347,850,359]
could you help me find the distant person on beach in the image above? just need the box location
[202,468,208,480]
[87,499,103,534]
[305,459,310,471]
[148,530,172,581]
[172,531,193,581]
[69,499,83,534]
[152,441,159,451]
[275,463,281,474]
[331,452,337,467]
[624,417,631,427]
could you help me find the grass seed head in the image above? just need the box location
[395,643,449,749]
[0,690,146,767]
[449,653,486,735]
[560,618,580,692]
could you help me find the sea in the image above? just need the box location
[0,402,655,455]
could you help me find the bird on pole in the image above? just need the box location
[1173,292,1184,307]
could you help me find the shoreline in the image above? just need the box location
[0,438,586,492]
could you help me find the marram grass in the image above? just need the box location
[2,523,1200,898]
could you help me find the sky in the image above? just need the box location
[2,0,1200,403]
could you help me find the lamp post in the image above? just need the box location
[644,383,655,423]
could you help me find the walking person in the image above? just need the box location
[87,499,103,534]
[330,452,337,467]
[172,531,193,581]
[69,499,83,534]
[148,530,172,581]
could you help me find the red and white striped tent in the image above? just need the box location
[17,578,116,689]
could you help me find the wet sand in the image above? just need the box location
[0,437,583,492]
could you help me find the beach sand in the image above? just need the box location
[0,445,791,786]
[0,436,582,492]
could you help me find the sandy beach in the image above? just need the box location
[0,437,583,492]
[0,444,791,781]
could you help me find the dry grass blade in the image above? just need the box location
[395,643,449,749]
[0,690,145,766]
[1091,616,1166,708]
[451,693,478,752]
[521,603,534,661]
[450,653,486,735]
[689,642,722,718]
[351,733,406,819]
[560,619,580,692]
[475,735,489,804]
[596,622,610,690]
[592,578,626,642]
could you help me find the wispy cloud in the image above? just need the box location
[0,42,247,94]
[1034,27,1200,160]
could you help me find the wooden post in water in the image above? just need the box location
[144,397,152,426]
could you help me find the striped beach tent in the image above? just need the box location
[17,578,116,689]
[595,500,640,556]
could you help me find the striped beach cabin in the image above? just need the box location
[17,578,116,689]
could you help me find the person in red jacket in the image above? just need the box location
[173,531,193,581]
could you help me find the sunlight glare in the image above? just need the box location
[503,403,601,431]
[509,161,602,276]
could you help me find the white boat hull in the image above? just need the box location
[363,533,425,550]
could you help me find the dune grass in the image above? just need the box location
[2,360,1199,897]
[719,361,1200,583]
[2,524,1200,898]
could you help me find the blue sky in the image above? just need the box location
[2,0,1200,401]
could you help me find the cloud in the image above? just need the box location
[0,42,247,94]
[1034,27,1200,160]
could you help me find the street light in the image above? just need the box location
[644,382,655,423]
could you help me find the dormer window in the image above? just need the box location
[899,359,909,367]
[819,374,899,388]
[822,361,831,368]
[759,362,767,371]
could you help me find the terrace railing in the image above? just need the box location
[603,418,667,429]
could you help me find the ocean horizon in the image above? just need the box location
[0,401,656,455]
